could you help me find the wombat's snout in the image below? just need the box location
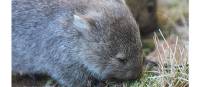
[122,67,143,81]
[104,65,143,81]
[125,68,143,80]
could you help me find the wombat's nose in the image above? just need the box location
[125,70,142,80]
[125,66,143,80]
[105,69,143,82]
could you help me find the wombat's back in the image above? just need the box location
[12,0,79,73]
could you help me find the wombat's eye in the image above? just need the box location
[117,58,128,64]
[115,52,127,64]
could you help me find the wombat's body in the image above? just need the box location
[12,0,143,86]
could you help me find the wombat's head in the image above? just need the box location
[72,0,143,81]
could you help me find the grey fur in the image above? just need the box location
[12,0,143,86]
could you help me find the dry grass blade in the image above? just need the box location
[151,30,188,87]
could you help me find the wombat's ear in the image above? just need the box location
[73,15,91,32]
[73,15,95,40]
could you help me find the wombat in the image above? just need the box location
[12,0,143,87]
